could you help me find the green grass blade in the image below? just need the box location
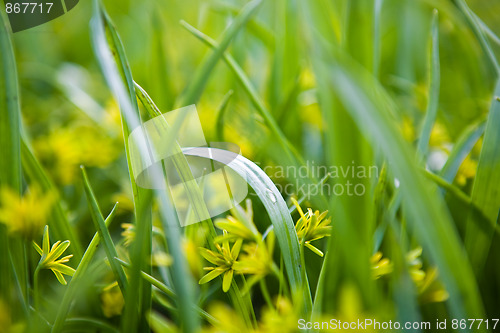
[417,10,440,158]
[440,118,486,183]
[465,83,500,271]
[81,167,128,294]
[326,56,484,320]
[90,3,199,331]
[455,0,499,74]
[90,2,152,331]
[183,147,312,315]
[0,10,21,303]
[176,0,263,107]
[51,204,118,333]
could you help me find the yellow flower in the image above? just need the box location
[370,252,393,279]
[214,215,257,243]
[429,122,450,148]
[202,302,250,333]
[406,247,448,303]
[401,116,415,143]
[33,225,75,285]
[35,126,118,184]
[455,154,477,186]
[101,283,125,318]
[233,232,274,279]
[199,236,243,292]
[257,296,297,333]
[0,185,55,239]
[291,198,332,257]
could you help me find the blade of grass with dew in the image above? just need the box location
[182,147,313,315]
[176,0,263,107]
[20,138,82,257]
[417,10,440,158]
[90,3,200,331]
[51,204,118,333]
[326,55,485,320]
[0,9,21,304]
[136,82,256,327]
[440,117,486,183]
[90,2,153,331]
[81,167,128,294]
[465,85,500,272]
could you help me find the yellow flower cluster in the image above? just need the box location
[0,185,56,239]
[371,247,448,303]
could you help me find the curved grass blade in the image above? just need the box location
[51,204,118,333]
[90,3,200,331]
[90,2,153,331]
[176,0,263,107]
[440,117,486,183]
[183,147,312,315]
[81,167,128,294]
[455,0,499,74]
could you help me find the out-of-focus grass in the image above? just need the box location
[1,0,500,332]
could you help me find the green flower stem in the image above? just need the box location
[33,266,41,311]
[259,279,274,310]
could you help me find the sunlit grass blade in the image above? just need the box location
[183,147,312,315]
[90,2,200,331]
[417,10,440,158]
[325,56,484,320]
[81,167,128,294]
[176,0,262,107]
[465,82,500,271]
[90,2,152,331]
[51,204,118,332]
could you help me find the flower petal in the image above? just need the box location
[45,240,71,264]
[33,241,43,256]
[199,267,225,285]
[51,269,68,285]
[222,269,233,292]
[42,225,50,255]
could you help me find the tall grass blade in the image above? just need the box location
[90,2,152,330]
[417,10,440,158]
[0,10,21,302]
[51,204,118,332]
[81,167,128,294]
[465,82,500,271]
[440,118,486,183]
[326,57,484,320]
[90,3,200,331]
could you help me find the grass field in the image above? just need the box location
[1,0,500,332]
